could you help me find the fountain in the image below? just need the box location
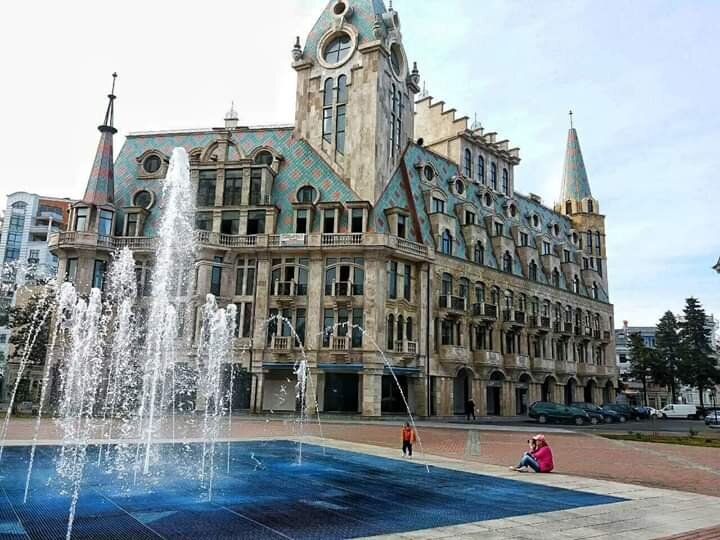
[0,146,428,539]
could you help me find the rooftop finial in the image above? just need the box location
[389,0,393,9]
[569,109,573,129]
[225,101,239,128]
[101,72,118,131]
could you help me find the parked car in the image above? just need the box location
[528,401,590,425]
[696,406,720,418]
[703,411,720,427]
[14,401,38,415]
[634,405,661,419]
[571,402,620,423]
[657,404,700,420]
[601,403,638,422]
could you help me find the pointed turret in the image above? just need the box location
[560,118,592,203]
[83,73,117,205]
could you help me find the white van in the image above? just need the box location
[658,404,699,419]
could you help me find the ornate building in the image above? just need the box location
[49,0,617,417]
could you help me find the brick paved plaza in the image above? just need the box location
[2,417,719,538]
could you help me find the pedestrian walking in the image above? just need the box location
[401,422,416,457]
[465,398,476,421]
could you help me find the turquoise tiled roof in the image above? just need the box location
[560,128,592,202]
[113,128,360,236]
[83,128,115,205]
[303,0,388,63]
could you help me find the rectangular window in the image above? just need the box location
[66,258,78,283]
[220,211,240,235]
[583,257,589,269]
[388,261,398,299]
[98,210,113,236]
[351,308,363,348]
[249,169,262,205]
[494,222,503,236]
[126,214,138,236]
[247,211,265,234]
[323,308,334,347]
[335,104,346,154]
[197,170,217,206]
[322,107,333,144]
[397,214,407,238]
[92,260,107,290]
[323,210,335,233]
[542,241,551,255]
[431,198,445,214]
[564,249,571,263]
[295,308,306,346]
[75,208,88,232]
[519,232,529,246]
[350,208,363,233]
[143,265,153,296]
[441,319,452,345]
[465,211,475,225]
[403,264,411,301]
[597,258,603,276]
[223,169,243,206]
[27,250,39,263]
[195,212,212,231]
[242,302,252,337]
[211,257,222,296]
[296,209,308,234]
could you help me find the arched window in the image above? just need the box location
[458,278,470,299]
[490,286,500,305]
[255,150,274,166]
[490,162,498,190]
[572,275,580,294]
[552,268,560,287]
[473,241,484,265]
[441,273,453,295]
[595,231,601,254]
[531,297,539,315]
[566,200,572,215]
[519,293,527,312]
[387,314,395,350]
[297,185,317,203]
[335,75,347,154]
[322,78,334,143]
[586,230,593,251]
[406,317,413,341]
[504,289,514,309]
[464,148,472,177]
[502,251,513,273]
[477,155,485,183]
[271,257,309,296]
[484,192,492,207]
[529,260,538,281]
[502,167,509,194]
[397,315,404,343]
[587,200,594,213]
[441,229,453,255]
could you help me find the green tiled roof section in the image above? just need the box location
[373,165,421,241]
[561,128,592,201]
[304,0,387,63]
[113,128,360,236]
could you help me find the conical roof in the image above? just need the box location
[83,126,115,205]
[560,127,592,201]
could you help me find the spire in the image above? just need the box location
[560,113,592,202]
[83,73,117,205]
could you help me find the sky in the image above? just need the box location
[0,0,718,327]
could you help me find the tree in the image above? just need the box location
[677,297,720,411]
[628,332,661,406]
[655,311,680,402]
[7,290,54,367]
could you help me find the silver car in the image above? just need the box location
[704,411,720,428]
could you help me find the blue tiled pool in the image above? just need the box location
[0,440,623,539]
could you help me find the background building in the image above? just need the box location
[0,192,70,396]
[48,0,617,417]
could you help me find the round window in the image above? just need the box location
[509,205,517,217]
[143,155,161,174]
[323,33,352,64]
[423,165,434,182]
[455,179,465,195]
[390,43,404,77]
[297,185,317,203]
[484,193,492,207]
[133,190,153,209]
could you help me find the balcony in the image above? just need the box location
[321,233,363,247]
[584,326,593,337]
[562,322,573,335]
[49,232,157,253]
[331,281,353,298]
[330,335,350,354]
[502,309,525,326]
[402,340,418,356]
[504,354,530,370]
[540,316,551,330]
[593,329,601,339]
[112,236,156,251]
[270,336,292,354]
[471,303,497,320]
[439,295,467,314]
[273,280,297,296]
[552,320,562,333]
[531,358,555,372]
[556,361,577,375]
[473,350,502,367]
[577,363,598,376]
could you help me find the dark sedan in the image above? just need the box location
[571,402,620,423]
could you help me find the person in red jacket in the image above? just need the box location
[401,422,416,457]
[509,434,554,472]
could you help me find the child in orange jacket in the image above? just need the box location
[401,422,416,457]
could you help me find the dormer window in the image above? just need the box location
[255,151,274,166]
[519,232,529,246]
[494,222,503,237]
[464,210,475,225]
[323,209,336,233]
[431,197,445,214]
[143,155,161,174]
[563,249,571,263]
[297,185,317,203]
[98,210,113,236]
[397,214,407,238]
[75,207,89,232]
[296,209,308,233]
[133,190,153,210]
[542,241,551,255]
[350,207,364,233]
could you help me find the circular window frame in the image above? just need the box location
[296,184,319,205]
[388,41,407,81]
[143,155,162,174]
[317,28,358,69]
[454,178,466,197]
[132,189,155,210]
[422,164,436,183]
[482,191,493,209]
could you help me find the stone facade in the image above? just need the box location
[48,0,617,417]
